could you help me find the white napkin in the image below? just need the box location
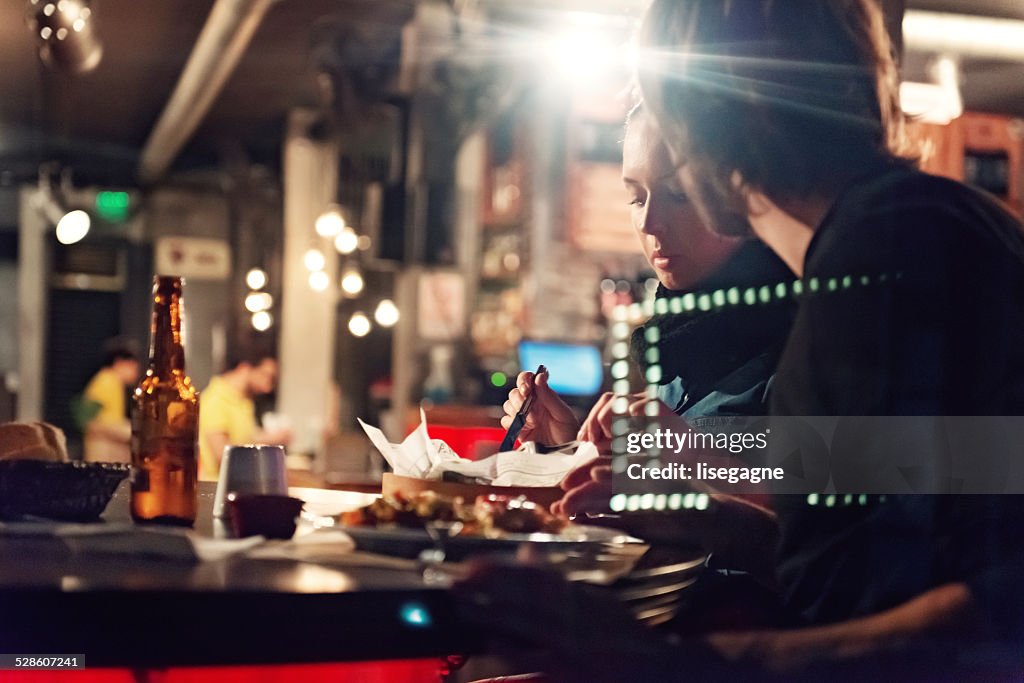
[358,408,598,486]
[53,524,264,562]
[247,529,418,571]
[248,528,355,558]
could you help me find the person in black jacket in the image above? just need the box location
[637,0,1024,634]
[463,1,1024,678]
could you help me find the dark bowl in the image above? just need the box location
[0,460,129,521]
[226,493,303,539]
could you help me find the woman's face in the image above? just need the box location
[622,116,741,291]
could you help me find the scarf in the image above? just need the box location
[631,241,796,410]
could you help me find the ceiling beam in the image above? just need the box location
[138,0,279,184]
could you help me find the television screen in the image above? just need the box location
[518,340,604,397]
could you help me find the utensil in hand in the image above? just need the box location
[213,445,288,518]
[499,364,547,452]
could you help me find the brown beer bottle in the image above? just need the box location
[130,276,199,525]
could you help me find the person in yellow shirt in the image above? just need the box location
[80,339,140,463]
[198,351,291,481]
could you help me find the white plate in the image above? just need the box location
[341,522,644,561]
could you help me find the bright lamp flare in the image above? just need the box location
[546,28,617,82]
[309,270,330,292]
[304,248,326,272]
[315,207,346,238]
[244,291,273,313]
[245,268,267,290]
[348,311,371,337]
[251,311,273,331]
[55,209,91,245]
[334,227,358,255]
[340,268,364,296]
[374,299,399,327]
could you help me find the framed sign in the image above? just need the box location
[154,237,231,281]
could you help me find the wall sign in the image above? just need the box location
[154,237,231,281]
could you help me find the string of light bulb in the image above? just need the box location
[245,267,273,331]
[305,204,398,337]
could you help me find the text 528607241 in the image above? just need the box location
[0,655,85,670]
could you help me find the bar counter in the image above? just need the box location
[0,481,477,669]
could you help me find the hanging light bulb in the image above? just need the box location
[245,268,267,290]
[304,248,326,272]
[374,299,400,327]
[251,311,273,331]
[245,292,273,313]
[315,206,346,238]
[348,311,371,337]
[334,227,358,255]
[55,209,90,244]
[340,267,364,297]
[309,270,330,291]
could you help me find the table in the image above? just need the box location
[0,482,478,669]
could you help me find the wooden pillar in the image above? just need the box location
[16,188,48,421]
[278,109,339,461]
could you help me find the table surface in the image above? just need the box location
[0,481,475,668]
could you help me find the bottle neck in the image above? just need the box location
[149,277,186,378]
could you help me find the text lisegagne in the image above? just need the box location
[626,461,784,484]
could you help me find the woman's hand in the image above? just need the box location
[501,370,580,447]
[552,456,613,518]
[705,583,979,675]
[553,453,779,582]
[556,397,681,518]
[576,394,678,451]
[554,455,716,545]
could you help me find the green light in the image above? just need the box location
[490,371,507,387]
[95,191,130,222]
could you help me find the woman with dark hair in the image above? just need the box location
[636,0,1024,631]
[505,102,793,429]
[636,0,915,246]
[502,102,792,551]
[464,1,1024,678]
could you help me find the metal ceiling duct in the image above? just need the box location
[138,0,279,184]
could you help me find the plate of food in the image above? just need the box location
[338,491,645,561]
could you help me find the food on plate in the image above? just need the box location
[475,494,562,534]
[0,422,68,462]
[340,491,566,537]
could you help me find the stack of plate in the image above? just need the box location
[339,520,706,627]
[341,522,644,565]
[610,547,708,627]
